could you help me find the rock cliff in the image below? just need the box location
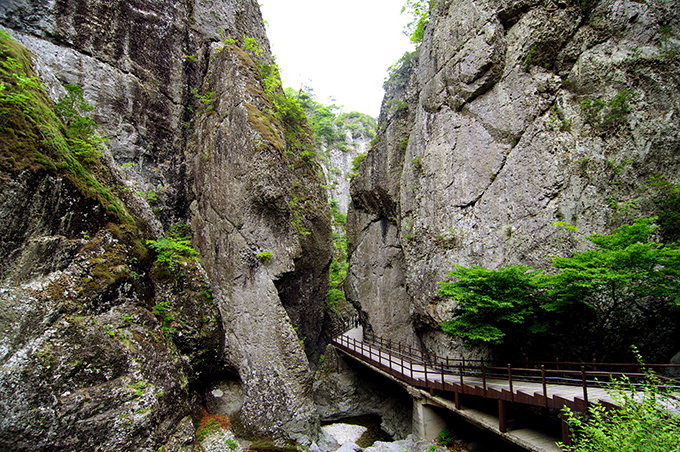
[348,0,679,357]
[1,0,330,448]
[321,116,376,215]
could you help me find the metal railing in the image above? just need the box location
[332,329,680,412]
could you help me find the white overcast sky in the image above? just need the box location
[258,0,413,117]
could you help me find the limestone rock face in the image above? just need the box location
[0,171,222,450]
[348,0,679,356]
[188,39,330,442]
[1,0,330,447]
[323,127,374,215]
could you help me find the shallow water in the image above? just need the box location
[322,414,393,448]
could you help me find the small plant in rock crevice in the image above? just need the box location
[580,90,636,130]
[411,155,423,171]
[146,223,199,272]
[151,301,176,335]
[256,250,273,264]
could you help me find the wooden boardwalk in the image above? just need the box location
[331,327,680,449]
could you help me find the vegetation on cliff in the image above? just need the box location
[0,30,230,450]
[402,0,434,43]
[560,356,680,451]
[287,88,376,151]
[0,30,133,224]
[327,200,349,312]
[440,212,680,362]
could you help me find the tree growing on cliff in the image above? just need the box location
[439,265,545,345]
[439,217,680,361]
[402,0,434,43]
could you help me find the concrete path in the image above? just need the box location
[333,331,679,451]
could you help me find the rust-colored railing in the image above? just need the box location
[332,329,680,414]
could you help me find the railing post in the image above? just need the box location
[556,357,560,371]
[482,363,487,396]
[561,411,571,446]
[424,360,428,387]
[388,341,393,373]
[441,362,445,389]
[508,364,514,401]
[541,365,548,407]
[459,362,464,394]
[581,366,588,409]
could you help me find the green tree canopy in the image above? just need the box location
[547,217,680,313]
[439,265,545,344]
[439,217,680,361]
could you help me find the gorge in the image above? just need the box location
[0,0,678,451]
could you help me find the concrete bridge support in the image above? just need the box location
[412,398,447,441]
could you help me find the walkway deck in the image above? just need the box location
[331,327,680,451]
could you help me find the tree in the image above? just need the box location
[438,265,545,345]
[546,217,680,313]
[402,0,434,43]
[546,217,680,360]
[439,217,680,361]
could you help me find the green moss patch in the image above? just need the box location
[0,30,134,226]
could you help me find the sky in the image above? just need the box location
[258,0,414,118]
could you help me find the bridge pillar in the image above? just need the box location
[412,399,447,441]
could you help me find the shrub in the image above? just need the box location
[580,90,635,129]
[151,301,176,334]
[384,51,416,90]
[411,155,423,171]
[256,251,273,263]
[55,84,107,162]
[559,356,680,451]
[146,224,199,271]
[350,153,366,178]
[435,428,454,447]
[242,35,264,55]
[402,0,435,43]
